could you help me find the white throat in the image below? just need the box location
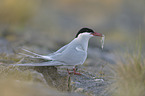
[76,33,93,51]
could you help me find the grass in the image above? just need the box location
[112,56,145,96]
[0,65,33,81]
[0,78,65,96]
[110,37,145,96]
[0,56,66,96]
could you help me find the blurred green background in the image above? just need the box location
[0,0,145,58]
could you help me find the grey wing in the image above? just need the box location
[50,45,87,65]
[49,44,68,56]
[8,61,67,66]
[55,44,68,53]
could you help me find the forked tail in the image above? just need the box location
[19,48,52,60]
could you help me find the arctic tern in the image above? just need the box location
[13,28,104,75]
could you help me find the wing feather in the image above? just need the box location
[8,61,67,66]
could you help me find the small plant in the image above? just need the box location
[111,36,145,96]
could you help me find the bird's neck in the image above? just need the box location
[76,35,91,51]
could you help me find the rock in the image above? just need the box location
[29,69,48,85]
[70,71,111,96]
[34,66,69,91]
[0,38,14,54]
[75,88,84,93]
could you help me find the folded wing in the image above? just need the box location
[8,61,67,66]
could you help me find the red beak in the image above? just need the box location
[91,32,103,37]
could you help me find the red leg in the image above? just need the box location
[73,68,81,75]
[67,68,73,74]
[67,68,81,75]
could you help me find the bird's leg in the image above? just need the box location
[67,66,81,75]
[67,68,73,74]
[73,67,81,75]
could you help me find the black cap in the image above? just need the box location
[76,28,94,38]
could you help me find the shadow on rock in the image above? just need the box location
[34,66,70,92]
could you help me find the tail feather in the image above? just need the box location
[18,53,42,59]
[19,48,52,60]
[21,48,43,57]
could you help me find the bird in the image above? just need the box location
[13,28,104,75]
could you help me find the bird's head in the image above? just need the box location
[75,28,103,38]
